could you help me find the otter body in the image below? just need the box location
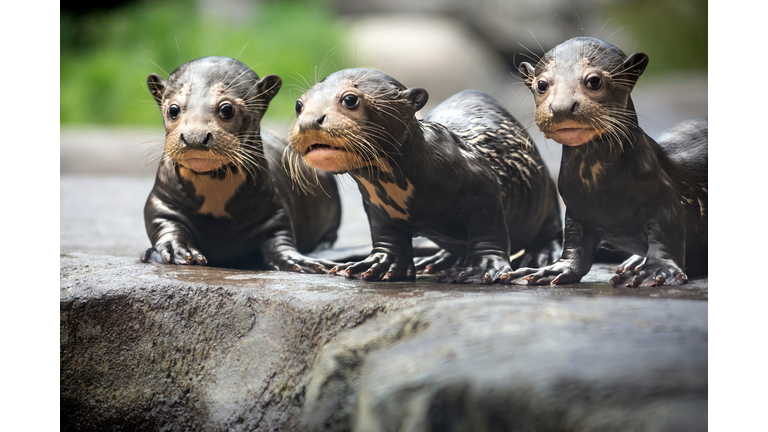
[511,37,707,287]
[142,56,341,271]
[290,69,562,283]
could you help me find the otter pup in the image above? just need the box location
[289,68,562,283]
[141,56,341,271]
[509,37,707,287]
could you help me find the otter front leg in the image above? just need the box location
[333,224,415,281]
[142,217,207,265]
[260,215,338,274]
[504,216,599,285]
[436,215,512,284]
[610,221,687,287]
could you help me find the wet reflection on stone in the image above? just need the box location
[154,262,707,300]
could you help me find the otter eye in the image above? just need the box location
[536,80,549,93]
[586,76,602,90]
[342,94,359,109]
[219,103,234,119]
[295,100,303,116]
[168,104,180,119]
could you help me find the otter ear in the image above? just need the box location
[256,74,282,103]
[147,73,166,106]
[519,62,536,89]
[401,87,429,112]
[621,52,649,80]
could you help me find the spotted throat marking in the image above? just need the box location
[180,167,246,218]
[357,176,414,220]
[579,160,604,189]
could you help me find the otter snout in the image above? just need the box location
[296,110,329,134]
[549,100,580,116]
[179,131,214,148]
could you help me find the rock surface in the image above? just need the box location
[60,252,706,431]
[304,297,707,432]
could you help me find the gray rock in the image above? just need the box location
[60,253,706,431]
[59,253,496,431]
[304,297,707,432]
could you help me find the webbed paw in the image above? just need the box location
[436,255,511,284]
[503,260,582,285]
[141,242,207,265]
[269,252,338,274]
[330,252,415,281]
[414,249,463,274]
[610,258,688,287]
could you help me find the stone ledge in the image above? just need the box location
[305,296,707,432]
[60,253,706,431]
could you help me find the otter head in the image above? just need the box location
[147,56,281,173]
[519,37,648,147]
[289,68,428,174]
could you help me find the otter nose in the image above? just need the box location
[298,111,328,132]
[180,131,213,147]
[549,100,580,117]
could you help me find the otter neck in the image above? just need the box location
[559,122,644,195]
[347,119,423,222]
[350,119,425,183]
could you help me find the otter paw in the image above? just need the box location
[332,253,415,281]
[615,254,645,274]
[270,252,338,274]
[141,242,207,265]
[610,261,687,287]
[504,261,581,285]
[414,249,463,274]
[436,256,511,284]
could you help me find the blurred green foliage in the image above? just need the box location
[61,0,349,125]
[603,0,707,74]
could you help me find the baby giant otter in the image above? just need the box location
[509,37,707,287]
[141,56,341,271]
[289,68,562,283]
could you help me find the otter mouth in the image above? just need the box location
[305,143,345,155]
[544,123,601,147]
[303,143,358,172]
[175,150,229,173]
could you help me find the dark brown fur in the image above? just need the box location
[141,56,341,271]
[510,37,707,287]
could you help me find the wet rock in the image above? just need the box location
[60,252,706,431]
[60,254,426,431]
[304,296,707,432]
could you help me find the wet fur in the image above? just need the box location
[290,68,563,283]
[142,56,341,270]
[512,37,708,287]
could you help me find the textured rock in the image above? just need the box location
[59,253,492,431]
[304,296,707,432]
[60,254,406,431]
[60,253,706,431]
